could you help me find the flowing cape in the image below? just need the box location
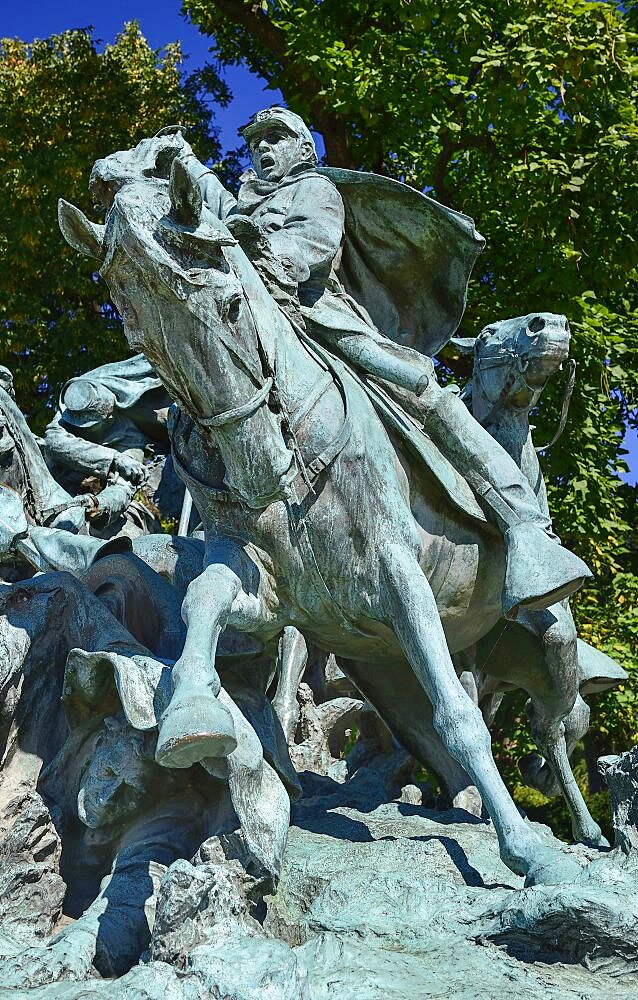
[318,167,485,357]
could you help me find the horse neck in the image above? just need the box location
[270,313,332,417]
[227,257,325,417]
[226,245,342,445]
[472,379,545,502]
[203,254,334,507]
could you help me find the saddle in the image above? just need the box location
[291,326,488,526]
[354,374,489,526]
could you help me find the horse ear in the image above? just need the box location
[58,199,106,260]
[449,337,477,356]
[169,157,203,226]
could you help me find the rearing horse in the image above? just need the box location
[59,133,593,884]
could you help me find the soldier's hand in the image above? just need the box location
[112,453,147,486]
[90,483,134,525]
[226,214,264,246]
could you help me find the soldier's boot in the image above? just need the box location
[417,383,592,619]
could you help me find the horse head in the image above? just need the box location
[58,131,295,509]
[455,312,571,425]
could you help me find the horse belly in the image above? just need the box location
[415,507,504,654]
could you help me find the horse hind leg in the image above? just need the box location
[414,716,483,817]
[272,626,308,743]
[516,606,607,848]
[379,543,581,884]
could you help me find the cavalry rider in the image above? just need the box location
[43,355,169,492]
[42,355,190,532]
[177,106,591,619]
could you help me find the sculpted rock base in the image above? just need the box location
[3,763,638,999]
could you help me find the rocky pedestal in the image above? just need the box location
[3,753,638,999]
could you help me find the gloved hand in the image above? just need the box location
[226,214,266,248]
[111,453,147,486]
[90,482,135,526]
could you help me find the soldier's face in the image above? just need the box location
[250,128,306,181]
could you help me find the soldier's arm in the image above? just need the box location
[179,153,237,219]
[265,175,345,282]
[42,413,116,481]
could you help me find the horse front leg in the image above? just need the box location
[272,626,308,743]
[380,543,582,885]
[155,539,265,768]
[527,701,607,847]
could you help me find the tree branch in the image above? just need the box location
[206,0,357,168]
[432,135,456,206]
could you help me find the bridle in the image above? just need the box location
[476,346,540,397]
[192,276,352,504]
[475,346,576,454]
[198,376,274,431]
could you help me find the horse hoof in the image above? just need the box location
[579,828,610,850]
[155,692,237,768]
[523,848,583,887]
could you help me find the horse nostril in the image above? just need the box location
[528,316,546,334]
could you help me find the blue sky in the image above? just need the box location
[1,0,283,151]
[2,2,636,484]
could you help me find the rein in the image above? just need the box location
[193,271,352,499]
[476,349,575,454]
[198,377,274,430]
[534,358,576,454]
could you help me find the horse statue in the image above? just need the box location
[454,318,625,754]
[58,131,603,885]
[270,315,626,844]
[422,318,625,839]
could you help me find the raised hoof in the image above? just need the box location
[523,848,583,887]
[155,692,237,768]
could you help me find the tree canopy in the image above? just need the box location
[0,22,221,429]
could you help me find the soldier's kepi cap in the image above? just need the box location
[60,379,117,429]
[239,106,314,148]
